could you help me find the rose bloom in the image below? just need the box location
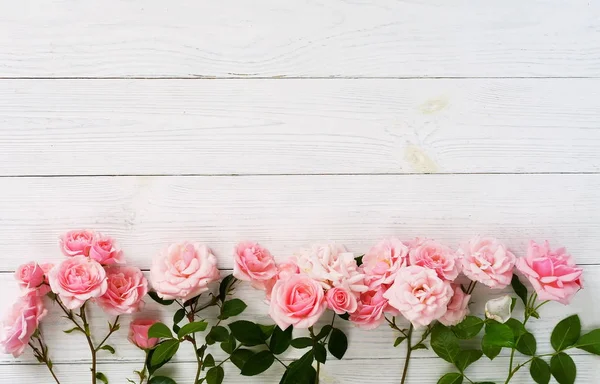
[128,319,159,350]
[150,242,220,301]
[326,286,358,315]
[485,295,512,324]
[350,286,396,330]
[89,233,124,265]
[384,266,453,328]
[361,238,408,289]
[269,274,327,329]
[458,237,516,289]
[233,241,278,290]
[408,238,460,281]
[15,262,52,296]
[263,261,301,299]
[97,266,148,315]
[439,284,471,326]
[60,229,95,257]
[48,256,108,309]
[0,295,47,357]
[516,241,583,304]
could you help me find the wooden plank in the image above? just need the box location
[0,1,599,78]
[1,79,600,176]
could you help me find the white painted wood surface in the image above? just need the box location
[1,0,599,382]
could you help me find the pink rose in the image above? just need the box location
[408,238,460,281]
[48,256,108,309]
[60,229,95,257]
[350,286,396,330]
[263,261,301,299]
[384,266,453,328]
[326,287,358,315]
[15,262,51,296]
[150,242,220,301]
[0,295,47,357]
[439,284,471,326]
[459,237,516,289]
[269,274,327,329]
[128,319,159,350]
[516,241,583,304]
[89,233,124,265]
[97,266,148,315]
[233,241,278,290]
[362,238,409,289]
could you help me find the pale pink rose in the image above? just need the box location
[458,237,516,289]
[97,266,148,315]
[384,266,453,328]
[89,233,124,265]
[516,241,583,304]
[263,261,301,299]
[269,274,327,329]
[439,284,471,326]
[128,319,159,350]
[150,242,220,301]
[0,295,47,357]
[60,229,95,257]
[233,241,278,290]
[48,256,108,309]
[350,286,396,330]
[15,262,49,296]
[362,238,409,289]
[408,238,460,281]
[326,287,358,315]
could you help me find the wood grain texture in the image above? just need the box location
[0,0,599,78]
[1,79,600,176]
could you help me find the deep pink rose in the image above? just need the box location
[326,287,358,315]
[361,238,409,289]
[60,229,95,257]
[150,242,220,301]
[458,237,516,289]
[439,284,471,326]
[97,266,148,315]
[349,286,396,330]
[233,241,278,290]
[48,256,108,309]
[269,274,326,329]
[408,238,460,281]
[89,233,124,265]
[0,295,47,357]
[516,241,583,304]
[15,262,51,296]
[128,319,159,350]
[384,266,453,327]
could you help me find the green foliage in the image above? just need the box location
[394,336,407,347]
[314,343,327,364]
[327,328,348,360]
[455,349,483,372]
[291,337,313,349]
[173,309,186,324]
[95,372,109,384]
[282,350,315,384]
[148,291,175,306]
[206,326,229,344]
[203,353,215,368]
[431,323,460,363]
[510,275,528,307]
[574,329,600,354]
[177,321,208,339]
[241,350,276,376]
[437,372,463,384]
[530,357,551,384]
[550,352,576,384]
[230,349,254,370]
[219,299,247,320]
[151,339,180,366]
[551,315,581,352]
[228,320,266,346]
[205,366,224,384]
[99,345,115,354]
[515,332,536,356]
[218,275,236,303]
[483,322,514,348]
[148,323,174,339]
[148,377,178,384]
[270,326,293,355]
[451,316,484,339]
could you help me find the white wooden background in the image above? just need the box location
[1,1,599,383]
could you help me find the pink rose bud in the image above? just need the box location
[350,286,396,330]
[0,295,47,357]
[150,242,220,301]
[439,284,471,326]
[516,241,583,304]
[458,237,516,289]
[128,319,159,350]
[268,274,327,329]
[233,241,278,290]
[408,238,460,281]
[48,256,108,309]
[361,238,409,289]
[97,266,148,315]
[89,233,124,265]
[60,229,95,257]
[326,287,358,315]
[15,262,50,296]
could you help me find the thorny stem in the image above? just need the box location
[79,304,97,384]
[400,324,414,384]
[386,316,408,337]
[95,316,120,352]
[28,336,61,384]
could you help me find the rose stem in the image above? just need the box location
[79,304,97,384]
[400,324,414,384]
[28,339,61,384]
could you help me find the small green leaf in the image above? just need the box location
[229,320,265,346]
[100,345,116,354]
[151,339,180,367]
[219,275,235,302]
[510,297,517,311]
[551,315,581,352]
[283,350,314,384]
[178,321,208,339]
[505,319,527,339]
[328,328,348,360]
[338,313,350,321]
[574,329,600,354]
[482,342,501,360]
[173,308,186,324]
[315,325,333,341]
[291,337,313,349]
[483,322,514,348]
[451,316,484,339]
[411,343,428,351]
[148,323,174,339]
[148,291,175,306]
[259,324,276,339]
[95,372,109,384]
[207,326,229,343]
[511,275,528,307]
[437,373,463,384]
[394,336,407,347]
[219,299,247,320]
[516,332,537,356]
[530,357,551,384]
[231,349,254,370]
[220,334,237,354]
[203,353,215,368]
[550,352,576,384]
[241,350,275,376]
[148,377,177,384]
[431,323,461,363]
[63,327,84,334]
[314,343,327,364]
[354,255,364,266]
[270,326,293,355]
[206,366,224,384]
[455,349,482,372]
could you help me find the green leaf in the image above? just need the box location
[338,313,350,321]
[219,275,235,303]
[505,319,527,339]
[455,349,483,372]
[203,353,215,368]
[550,352,576,384]
[551,315,581,351]
[151,339,180,367]
[394,336,407,347]
[148,291,175,306]
[207,326,229,343]
[328,328,348,360]
[148,323,174,339]
[241,350,275,376]
[314,343,327,364]
[530,357,551,384]
[291,337,314,349]
[437,373,463,384]
[510,297,517,312]
[315,325,333,341]
[451,316,484,339]
[574,329,600,354]
[283,350,314,384]
[229,321,265,346]
[354,255,364,266]
[231,349,254,370]
[511,275,528,307]
[270,326,293,355]
[100,345,115,354]
[206,366,224,384]
[412,344,428,351]
[148,377,177,384]
[431,323,461,363]
[220,334,237,354]
[259,324,276,339]
[219,299,247,320]
[483,322,514,348]
[95,372,109,384]
[63,327,84,334]
[178,321,208,339]
[516,332,537,356]
[482,342,501,360]
[173,308,186,324]
[146,348,170,375]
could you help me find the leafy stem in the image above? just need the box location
[411,324,432,351]
[28,333,61,384]
[400,324,414,384]
[95,316,120,352]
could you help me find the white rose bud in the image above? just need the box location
[485,295,512,323]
